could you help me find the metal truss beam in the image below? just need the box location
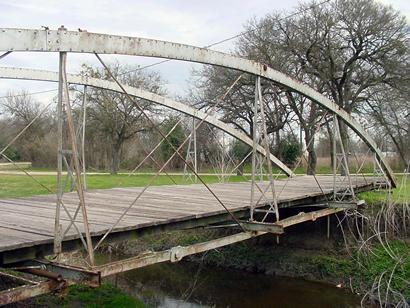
[275,208,344,228]
[23,260,101,287]
[0,66,293,176]
[0,260,100,305]
[241,221,284,233]
[89,207,344,276]
[94,231,265,277]
[0,28,395,187]
[0,204,348,306]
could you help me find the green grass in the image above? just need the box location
[359,176,410,204]
[357,240,410,299]
[0,173,250,198]
[35,283,146,308]
[240,164,378,175]
[2,170,408,202]
[23,163,379,175]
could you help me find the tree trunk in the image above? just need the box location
[305,134,317,175]
[111,143,121,175]
[385,128,408,169]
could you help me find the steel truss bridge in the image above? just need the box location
[0,27,395,305]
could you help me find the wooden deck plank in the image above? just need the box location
[0,176,373,254]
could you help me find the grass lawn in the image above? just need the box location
[1,170,408,204]
[0,173,250,198]
[25,163,380,175]
[34,283,146,308]
[358,175,410,204]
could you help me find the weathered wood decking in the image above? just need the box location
[0,175,373,263]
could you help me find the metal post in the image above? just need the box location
[54,52,64,258]
[332,114,337,200]
[82,85,87,190]
[257,77,279,221]
[221,132,225,183]
[183,117,198,182]
[327,215,330,239]
[334,116,355,199]
[193,117,197,183]
[373,152,392,190]
[257,154,263,182]
[60,51,95,266]
[250,78,258,221]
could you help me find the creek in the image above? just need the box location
[107,261,361,308]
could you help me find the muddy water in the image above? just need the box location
[108,261,361,308]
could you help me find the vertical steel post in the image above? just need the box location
[258,154,263,181]
[250,78,258,221]
[334,116,355,199]
[82,85,87,190]
[54,52,65,258]
[61,52,95,266]
[221,132,225,183]
[332,114,337,200]
[183,129,192,180]
[373,152,392,190]
[327,215,330,239]
[257,77,279,221]
[193,117,197,183]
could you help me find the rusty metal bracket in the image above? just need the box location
[0,259,100,306]
[19,260,101,287]
[0,279,65,306]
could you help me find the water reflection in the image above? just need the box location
[107,261,361,308]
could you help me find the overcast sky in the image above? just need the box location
[0,0,409,102]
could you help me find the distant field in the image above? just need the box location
[3,153,404,175]
[0,162,32,170]
[0,173,250,198]
[0,171,407,205]
[359,175,409,204]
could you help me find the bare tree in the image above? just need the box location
[222,0,409,173]
[237,0,409,173]
[280,0,408,150]
[362,86,410,168]
[2,91,50,136]
[0,91,55,166]
[81,63,166,174]
[192,67,293,156]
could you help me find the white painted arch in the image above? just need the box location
[0,28,395,186]
[0,67,294,176]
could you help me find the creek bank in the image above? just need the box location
[2,283,146,308]
[116,216,354,288]
[112,212,409,305]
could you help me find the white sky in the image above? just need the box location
[0,0,409,102]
